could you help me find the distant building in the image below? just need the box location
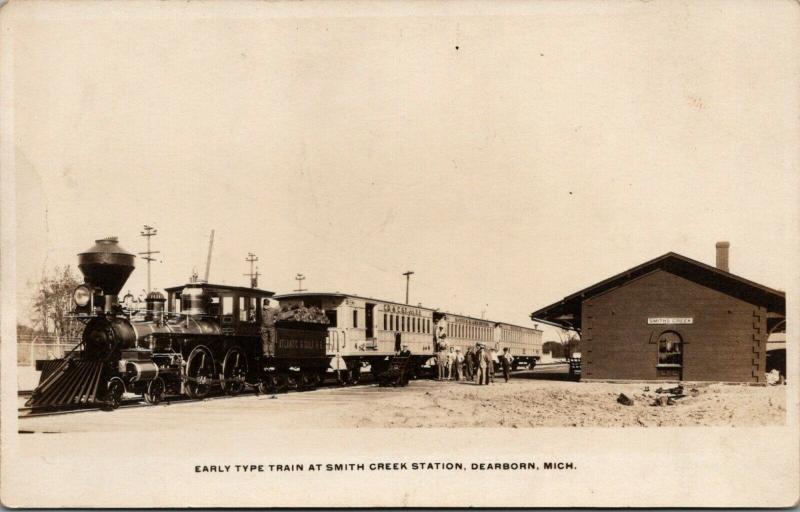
[531,243,785,383]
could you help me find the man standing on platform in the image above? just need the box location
[501,347,514,382]
[465,346,475,381]
[454,348,465,381]
[434,317,448,381]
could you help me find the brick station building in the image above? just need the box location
[530,243,786,383]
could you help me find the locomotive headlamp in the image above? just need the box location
[73,285,92,307]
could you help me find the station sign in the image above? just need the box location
[647,317,693,325]
[382,304,422,316]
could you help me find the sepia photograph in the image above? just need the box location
[1,0,798,508]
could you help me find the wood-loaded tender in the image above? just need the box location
[27,237,330,410]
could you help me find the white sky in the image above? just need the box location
[8,1,799,341]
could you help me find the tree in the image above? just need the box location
[29,266,83,339]
[542,341,565,358]
[558,327,581,358]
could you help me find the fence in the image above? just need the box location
[16,335,80,366]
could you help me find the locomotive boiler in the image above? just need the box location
[27,237,331,410]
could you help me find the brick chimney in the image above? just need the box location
[715,241,730,272]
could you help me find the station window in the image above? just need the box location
[402,316,406,332]
[383,314,387,330]
[658,331,683,366]
[353,310,358,328]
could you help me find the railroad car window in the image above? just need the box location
[222,296,233,315]
[353,310,358,328]
[325,309,337,327]
[248,297,258,322]
[239,297,248,321]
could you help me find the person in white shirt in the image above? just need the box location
[434,319,448,381]
[446,346,456,380]
[454,349,465,381]
[489,348,500,383]
[501,347,514,382]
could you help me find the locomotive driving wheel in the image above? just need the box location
[185,346,215,399]
[222,346,248,396]
[144,377,165,405]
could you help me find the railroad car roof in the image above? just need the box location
[164,283,275,297]
[274,292,542,333]
[273,292,438,312]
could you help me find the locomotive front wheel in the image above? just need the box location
[185,346,215,399]
[222,346,248,396]
[144,377,165,405]
[106,378,124,410]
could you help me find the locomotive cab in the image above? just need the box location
[164,283,274,335]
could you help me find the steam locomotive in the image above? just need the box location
[27,237,331,410]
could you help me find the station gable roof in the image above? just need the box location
[530,252,785,332]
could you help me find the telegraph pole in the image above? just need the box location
[244,252,259,288]
[402,271,414,304]
[138,225,160,294]
[294,273,307,292]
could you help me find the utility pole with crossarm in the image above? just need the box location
[138,225,160,294]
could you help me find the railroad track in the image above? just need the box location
[18,367,545,419]
[18,375,382,419]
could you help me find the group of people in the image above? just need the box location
[436,344,514,385]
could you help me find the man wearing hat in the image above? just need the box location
[476,343,490,385]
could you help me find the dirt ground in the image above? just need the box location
[18,371,786,433]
